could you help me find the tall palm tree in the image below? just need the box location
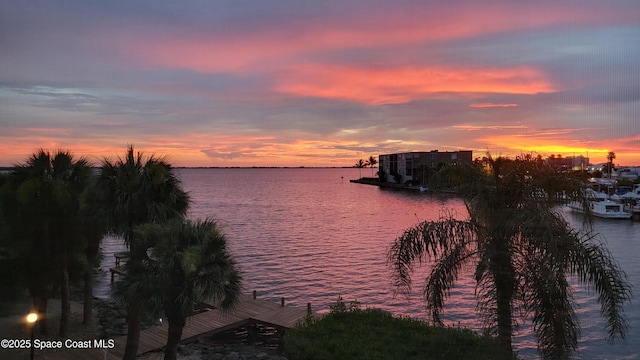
[368,155,378,177]
[355,159,366,179]
[388,156,631,359]
[607,151,616,179]
[94,145,189,360]
[47,151,93,337]
[114,219,242,360]
[78,179,107,325]
[2,150,92,336]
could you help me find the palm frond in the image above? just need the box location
[423,242,476,326]
[112,258,164,316]
[388,218,476,296]
[137,218,243,315]
[94,146,189,246]
[566,232,632,342]
[523,251,579,359]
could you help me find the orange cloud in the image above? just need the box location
[275,65,553,104]
[113,133,377,167]
[1,137,130,167]
[1,126,374,168]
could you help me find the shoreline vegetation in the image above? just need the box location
[285,298,514,360]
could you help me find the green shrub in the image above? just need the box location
[285,298,514,360]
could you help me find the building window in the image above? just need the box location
[390,154,398,175]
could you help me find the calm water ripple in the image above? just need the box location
[95,168,638,359]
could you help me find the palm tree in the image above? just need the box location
[115,219,242,360]
[368,155,378,177]
[388,156,631,358]
[2,152,56,334]
[607,151,616,179]
[94,145,189,360]
[2,150,92,336]
[78,179,108,325]
[355,159,366,179]
[46,151,93,337]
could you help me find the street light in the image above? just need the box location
[26,312,37,360]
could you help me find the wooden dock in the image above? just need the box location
[109,252,128,283]
[41,293,311,359]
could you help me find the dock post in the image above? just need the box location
[253,290,257,299]
[307,303,312,315]
[277,329,285,351]
[281,297,285,307]
[247,322,257,345]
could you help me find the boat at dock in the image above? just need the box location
[616,184,640,218]
[567,199,632,219]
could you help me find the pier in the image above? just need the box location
[45,254,314,358]
[350,178,418,190]
[43,292,312,359]
[109,251,128,283]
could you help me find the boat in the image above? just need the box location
[632,203,640,216]
[626,185,640,217]
[568,199,632,219]
[584,188,608,201]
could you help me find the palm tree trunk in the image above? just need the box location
[59,267,70,337]
[123,304,142,360]
[82,268,93,325]
[164,273,187,360]
[83,235,100,325]
[495,285,513,352]
[30,285,49,335]
[491,240,515,353]
[487,232,515,352]
[37,298,48,335]
[123,241,146,360]
[164,310,186,360]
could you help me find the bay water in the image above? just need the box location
[95,168,639,359]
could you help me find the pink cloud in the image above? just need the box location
[124,3,639,74]
[455,125,527,131]
[275,64,553,104]
[470,103,519,108]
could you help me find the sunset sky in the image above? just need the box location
[1,1,639,167]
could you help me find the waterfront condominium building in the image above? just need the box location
[378,150,473,184]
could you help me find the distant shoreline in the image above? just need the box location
[175,166,361,169]
[1,166,365,171]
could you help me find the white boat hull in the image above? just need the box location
[568,200,632,219]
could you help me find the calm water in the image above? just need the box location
[96,168,639,359]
